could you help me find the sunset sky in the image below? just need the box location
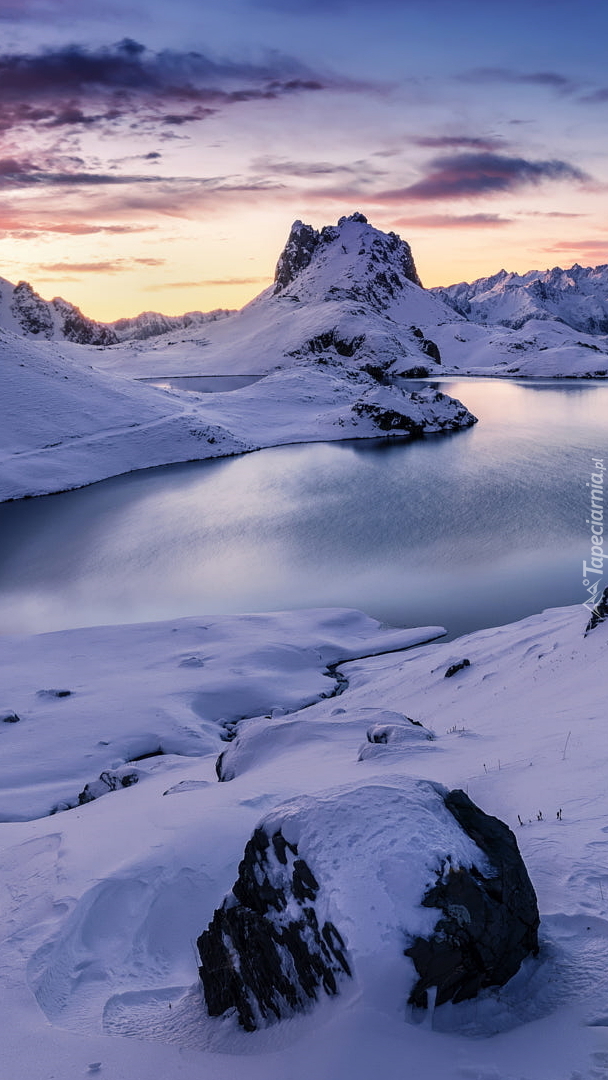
[0,0,607,321]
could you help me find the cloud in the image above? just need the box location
[457,67,580,95]
[38,257,165,272]
[541,239,608,263]
[0,38,352,139]
[250,155,386,180]
[393,212,513,228]
[145,276,271,290]
[410,135,507,151]
[0,216,155,236]
[580,88,608,104]
[376,153,590,201]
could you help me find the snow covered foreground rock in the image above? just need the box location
[197,782,539,1031]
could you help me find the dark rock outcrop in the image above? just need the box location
[274,221,322,293]
[351,401,425,433]
[78,769,139,805]
[444,659,470,678]
[420,337,441,364]
[585,586,608,634]
[405,789,540,1008]
[197,826,351,1031]
[1,710,20,723]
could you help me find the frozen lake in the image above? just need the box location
[0,378,605,638]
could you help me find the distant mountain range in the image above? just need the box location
[433,264,608,335]
[0,274,232,345]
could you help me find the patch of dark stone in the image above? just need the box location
[1,711,20,723]
[444,659,470,678]
[585,586,608,635]
[37,688,72,698]
[197,826,351,1031]
[405,789,540,1009]
[50,769,140,814]
[351,401,425,434]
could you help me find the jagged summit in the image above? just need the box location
[0,276,117,345]
[434,261,608,334]
[273,212,423,310]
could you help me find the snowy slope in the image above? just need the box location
[1,599,608,1079]
[0,327,475,502]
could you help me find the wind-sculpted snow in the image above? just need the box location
[0,609,439,820]
[3,600,608,1078]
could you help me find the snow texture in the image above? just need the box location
[1,599,608,1080]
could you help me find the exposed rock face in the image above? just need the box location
[51,297,117,345]
[405,789,540,1008]
[274,221,322,293]
[11,281,54,337]
[197,825,351,1031]
[420,337,441,363]
[585,586,608,634]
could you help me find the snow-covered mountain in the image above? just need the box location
[109,307,232,341]
[0,273,233,345]
[0,276,117,344]
[4,215,608,377]
[91,213,459,380]
[81,214,607,381]
[434,263,608,334]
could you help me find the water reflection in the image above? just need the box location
[0,379,605,639]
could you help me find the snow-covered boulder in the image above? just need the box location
[197,780,539,1031]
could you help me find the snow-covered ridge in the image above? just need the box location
[109,307,233,341]
[433,262,608,334]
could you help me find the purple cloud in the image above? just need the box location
[378,153,590,201]
[0,39,337,137]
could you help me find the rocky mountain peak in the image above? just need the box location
[273,213,423,308]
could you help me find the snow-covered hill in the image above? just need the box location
[1,597,607,1079]
[0,326,475,501]
[434,263,608,334]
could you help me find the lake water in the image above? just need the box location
[139,375,263,392]
[0,379,605,639]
